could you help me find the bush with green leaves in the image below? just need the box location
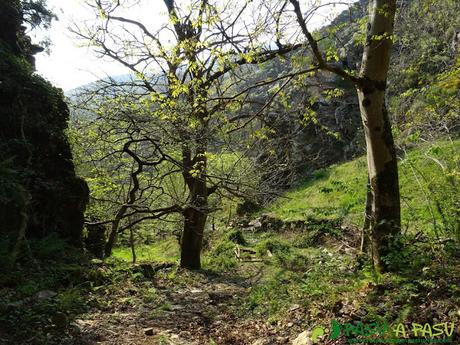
[204,239,238,271]
[400,140,459,240]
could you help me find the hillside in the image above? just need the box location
[2,0,460,344]
[4,138,458,344]
[266,139,459,236]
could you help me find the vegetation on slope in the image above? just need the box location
[1,0,459,343]
[1,137,459,344]
[267,139,459,237]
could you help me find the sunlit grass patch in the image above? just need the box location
[112,238,179,263]
[266,139,460,236]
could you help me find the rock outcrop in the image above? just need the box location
[0,0,88,249]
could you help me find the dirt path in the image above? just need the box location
[70,267,293,345]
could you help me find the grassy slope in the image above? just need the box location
[108,139,459,325]
[225,138,460,328]
[266,139,459,236]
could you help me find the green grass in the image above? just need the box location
[266,139,460,236]
[266,157,367,223]
[238,230,372,322]
[112,238,179,263]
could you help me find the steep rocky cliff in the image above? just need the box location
[0,0,88,252]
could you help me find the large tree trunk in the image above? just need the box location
[180,145,208,270]
[357,0,400,271]
[162,0,212,270]
[181,200,207,270]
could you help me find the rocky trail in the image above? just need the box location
[67,265,304,345]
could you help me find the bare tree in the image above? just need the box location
[72,0,315,269]
[70,95,185,258]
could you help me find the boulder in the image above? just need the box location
[292,331,312,345]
